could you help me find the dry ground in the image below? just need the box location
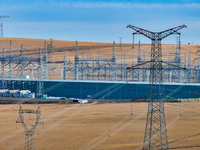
[0,102,200,150]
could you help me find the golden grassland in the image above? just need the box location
[0,102,200,150]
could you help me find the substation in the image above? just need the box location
[0,26,199,100]
[0,22,199,150]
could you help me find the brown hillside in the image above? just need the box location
[0,37,199,65]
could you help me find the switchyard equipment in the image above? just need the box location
[0,32,200,100]
[16,106,41,150]
[127,24,187,150]
[195,46,200,82]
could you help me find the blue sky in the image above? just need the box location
[1,0,200,44]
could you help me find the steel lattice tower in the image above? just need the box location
[18,106,41,150]
[127,24,186,150]
[37,48,44,97]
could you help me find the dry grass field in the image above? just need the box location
[0,102,200,150]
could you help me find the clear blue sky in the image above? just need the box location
[1,0,200,44]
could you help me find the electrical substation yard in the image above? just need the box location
[0,102,200,150]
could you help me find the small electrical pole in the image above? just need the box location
[179,101,182,117]
[131,102,133,115]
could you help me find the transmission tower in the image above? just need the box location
[196,46,200,83]
[63,50,67,80]
[37,48,44,97]
[137,41,142,81]
[9,40,13,78]
[17,106,41,150]
[0,16,9,37]
[0,47,6,89]
[19,44,24,78]
[127,24,186,150]
[112,41,117,81]
[119,37,123,80]
[44,41,48,79]
[74,41,79,80]
[0,23,3,38]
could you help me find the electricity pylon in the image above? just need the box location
[127,24,187,150]
[17,106,41,150]
[0,15,9,37]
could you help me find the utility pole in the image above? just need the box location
[127,24,186,150]
[179,101,182,117]
[131,102,133,115]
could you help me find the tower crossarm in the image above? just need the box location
[127,25,154,39]
[127,24,187,40]
[159,24,187,39]
[19,106,41,131]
